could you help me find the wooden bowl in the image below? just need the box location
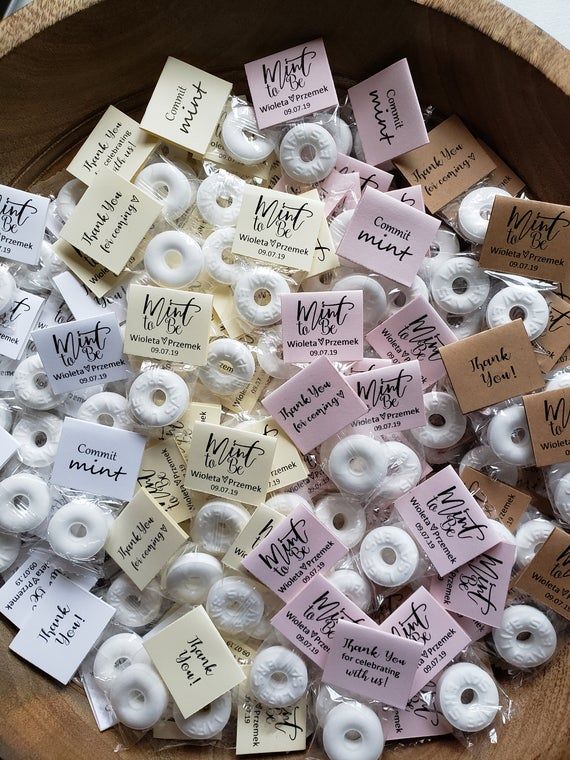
[0,1,568,759]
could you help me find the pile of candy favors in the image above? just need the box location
[0,38,568,759]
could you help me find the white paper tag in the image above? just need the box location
[0,549,98,628]
[0,426,19,469]
[0,184,50,265]
[80,652,118,731]
[9,575,115,684]
[33,313,128,394]
[0,289,45,360]
[34,291,73,332]
[51,418,147,500]
[54,271,128,323]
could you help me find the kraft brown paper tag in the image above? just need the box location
[460,466,531,531]
[440,320,544,413]
[523,387,570,467]
[534,293,570,372]
[394,115,496,213]
[515,527,570,621]
[478,140,525,197]
[480,196,570,288]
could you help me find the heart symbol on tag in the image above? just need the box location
[270,239,276,248]
[221,475,228,483]
[289,95,295,103]
[162,337,168,344]
[318,338,324,346]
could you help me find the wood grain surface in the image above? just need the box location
[0,1,569,758]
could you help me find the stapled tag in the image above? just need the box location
[336,187,440,287]
[440,320,544,413]
[523,387,570,466]
[143,605,245,718]
[53,271,129,324]
[452,613,491,643]
[223,504,284,571]
[242,505,347,601]
[232,185,323,271]
[245,38,338,129]
[236,669,307,754]
[33,313,128,394]
[34,291,72,331]
[346,359,426,434]
[383,679,452,740]
[393,115,496,213]
[9,575,115,684]
[68,106,159,185]
[240,417,308,492]
[184,421,277,506]
[379,586,471,695]
[515,528,570,620]
[348,58,428,165]
[0,549,97,628]
[322,618,423,708]
[261,356,368,453]
[105,489,187,590]
[479,196,570,288]
[51,418,146,500]
[124,284,212,365]
[395,465,500,576]
[430,538,516,627]
[141,57,232,154]
[0,289,44,360]
[272,575,376,667]
[0,184,50,265]
[60,168,162,275]
[53,239,133,298]
[335,153,393,193]
[0,426,18,469]
[535,293,570,371]
[460,467,531,531]
[366,296,457,389]
[137,439,195,523]
[281,290,364,362]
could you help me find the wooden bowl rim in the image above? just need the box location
[1,0,569,95]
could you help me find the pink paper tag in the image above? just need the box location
[347,357,393,373]
[430,540,516,627]
[322,619,424,709]
[242,506,347,601]
[348,58,428,165]
[395,466,500,576]
[262,356,368,453]
[281,291,364,363]
[379,586,471,696]
[320,171,361,216]
[271,574,376,667]
[245,38,338,129]
[336,187,440,286]
[383,678,452,741]
[335,153,393,193]
[386,185,425,213]
[451,613,491,642]
[288,452,334,502]
[346,359,426,434]
[366,296,457,388]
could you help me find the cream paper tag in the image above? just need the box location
[232,185,323,271]
[60,169,162,275]
[223,504,284,571]
[105,489,187,589]
[124,284,212,365]
[52,239,130,298]
[137,439,195,523]
[236,667,307,755]
[144,605,245,719]
[185,422,277,506]
[68,106,158,185]
[141,57,232,155]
